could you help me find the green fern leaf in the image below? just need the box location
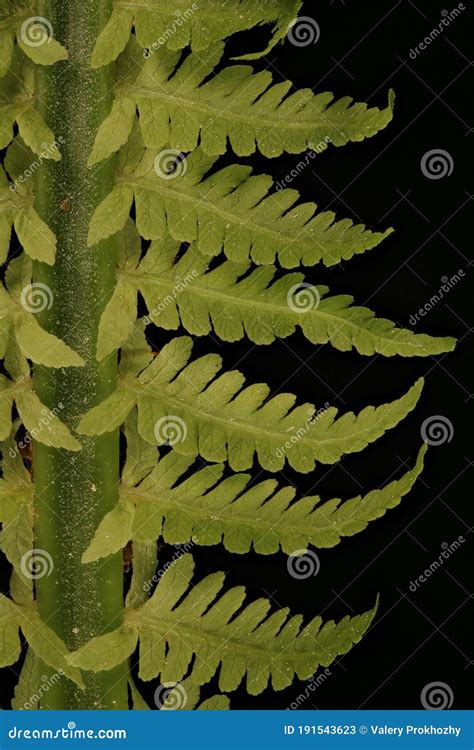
[84,438,426,562]
[91,0,302,68]
[89,41,394,163]
[78,336,423,472]
[68,554,376,695]
[103,237,454,358]
[90,146,392,268]
[104,554,375,695]
[130,445,427,553]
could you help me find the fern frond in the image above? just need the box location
[69,554,376,695]
[83,429,426,562]
[89,145,392,269]
[89,40,394,164]
[98,234,455,359]
[90,0,302,68]
[79,336,423,472]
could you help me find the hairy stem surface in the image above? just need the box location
[32,0,127,709]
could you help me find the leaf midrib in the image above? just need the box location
[126,85,336,132]
[133,269,428,351]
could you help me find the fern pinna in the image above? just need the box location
[0,1,455,711]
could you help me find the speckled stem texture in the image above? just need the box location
[32,0,128,709]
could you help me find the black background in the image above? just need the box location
[1,0,472,711]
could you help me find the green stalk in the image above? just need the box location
[32,1,127,709]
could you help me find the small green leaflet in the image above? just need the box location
[78,336,424,473]
[0,167,58,264]
[0,50,63,157]
[0,255,84,368]
[67,626,138,673]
